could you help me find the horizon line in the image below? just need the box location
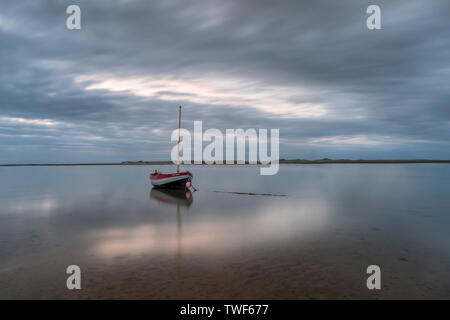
[1,159,450,167]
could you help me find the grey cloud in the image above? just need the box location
[0,0,450,162]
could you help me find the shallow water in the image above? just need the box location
[0,164,449,299]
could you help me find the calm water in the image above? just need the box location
[0,164,449,299]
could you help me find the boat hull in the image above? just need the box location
[150,171,192,189]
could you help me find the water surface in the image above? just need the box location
[0,164,449,299]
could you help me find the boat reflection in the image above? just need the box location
[150,187,193,277]
[150,188,193,208]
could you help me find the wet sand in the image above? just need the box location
[1,222,449,299]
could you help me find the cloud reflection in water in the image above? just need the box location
[92,189,330,259]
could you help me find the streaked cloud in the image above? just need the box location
[0,0,449,162]
[77,74,328,118]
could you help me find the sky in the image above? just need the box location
[0,0,449,163]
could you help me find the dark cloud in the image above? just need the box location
[0,0,449,163]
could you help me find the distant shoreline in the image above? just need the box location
[1,159,450,167]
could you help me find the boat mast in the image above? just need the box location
[177,106,181,173]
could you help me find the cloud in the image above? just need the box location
[76,73,328,118]
[0,0,450,162]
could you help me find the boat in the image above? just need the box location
[150,171,193,189]
[150,106,193,190]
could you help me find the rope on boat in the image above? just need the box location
[210,190,287,197]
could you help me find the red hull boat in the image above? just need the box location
[150,171,192,189]
[150,106,194,190]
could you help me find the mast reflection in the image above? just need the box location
[150,188,193,277]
